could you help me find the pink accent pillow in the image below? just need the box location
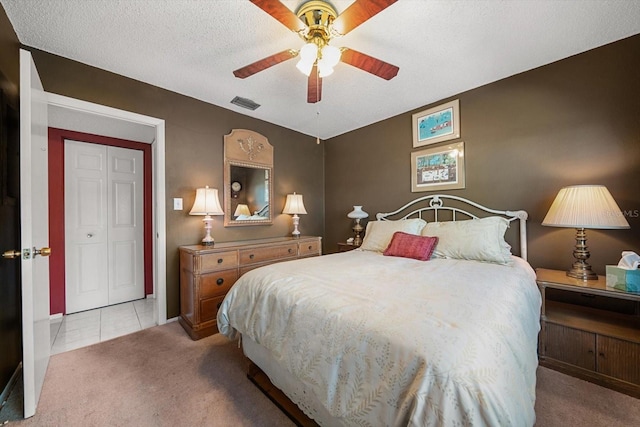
[383,232,439,261]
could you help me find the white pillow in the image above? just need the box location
[421,216,512,264]
[360,219,427,252]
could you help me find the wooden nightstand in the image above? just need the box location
[536,268,640,398]
[337,242,358,252]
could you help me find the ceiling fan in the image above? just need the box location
[234,0,400,103]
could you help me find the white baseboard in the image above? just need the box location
[50,313,63,321]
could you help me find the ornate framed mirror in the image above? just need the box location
[223,129,273,226]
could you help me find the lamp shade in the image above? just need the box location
[542,185,629,229]
[282,193,307,215]
[299,42,318,62]
[318,61,334,78]
[234,204,251,217]
[321,45,341,68]
[296,58,314,76]
[189,186,224,216]
[347,206,369,219]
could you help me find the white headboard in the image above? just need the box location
[375,195,529,260]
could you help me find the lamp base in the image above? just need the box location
[201,215,215,246]
[566,263,598,280]
[566,227,598,281]
[353,221,364,247]
[291,214,301,238]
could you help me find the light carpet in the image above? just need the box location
[6,321,640,426]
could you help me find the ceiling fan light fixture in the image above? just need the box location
[318,61,334,78]
[299,42,318,62]
[321,45,341,68]
[296,58,314,76]
[235,0,400,103]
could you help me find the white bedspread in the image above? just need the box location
[218,250,541,426]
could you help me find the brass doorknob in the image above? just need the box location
[2,249,22,259]
[33,247,52,257]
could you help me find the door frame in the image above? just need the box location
[49,130,153,314]
[46,93,167,324]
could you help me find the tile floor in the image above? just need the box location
[49,298,157,355]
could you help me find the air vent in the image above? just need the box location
[231,96,260,111]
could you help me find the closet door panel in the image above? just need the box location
[108,146,144,305]
[64,140,108,313]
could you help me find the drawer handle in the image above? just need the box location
[288,248,293,253]
[216,278,224,286]
[217,258,223,264]
[249,254,254,259]
[308,245,312,250]
[599,352,605,358]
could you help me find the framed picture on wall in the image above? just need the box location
[412,99,460,147]
[411,141,465,192]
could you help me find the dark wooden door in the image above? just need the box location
[0,84,21,397]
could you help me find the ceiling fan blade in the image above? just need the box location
[307,64,322,103]
[340,48,399,80]
[250,0,307,33]
[233,50,297,79]
[331,0,398,36]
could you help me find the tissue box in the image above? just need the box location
[606,265,640,293]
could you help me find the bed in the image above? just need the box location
[218,195,542,426]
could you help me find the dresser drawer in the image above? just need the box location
[200,295,226,323]
[199,251,238,272]
[200,269,238,298]
[239,243,298,265]
[299,239,321,257]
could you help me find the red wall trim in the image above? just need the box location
[48,128,153,315]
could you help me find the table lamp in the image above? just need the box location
[189,186,224,246]
[234,204,251,217]
[542,185,629,280]
[347,206,369,246]
[282,193,307,237]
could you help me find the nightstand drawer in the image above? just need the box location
[200,295,225,323]
[239,243,297,265]
[200,269,238,298]
[299,240,321,257]
[546,323,596,370]
[199,251,238,272]
[597,336,640,384]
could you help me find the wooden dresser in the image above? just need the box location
[179,236,322,340]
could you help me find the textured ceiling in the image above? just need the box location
[3,0,640,139]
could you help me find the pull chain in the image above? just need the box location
[316,110,320,144]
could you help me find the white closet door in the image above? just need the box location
[107,146,144,304]
[65,140,109,313]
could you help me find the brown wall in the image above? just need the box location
[0,5,18,96]
[26,48,324,318]
[325,35,640,274]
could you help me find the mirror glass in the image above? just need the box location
[228,164,271,222]
[223,129,274,226]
